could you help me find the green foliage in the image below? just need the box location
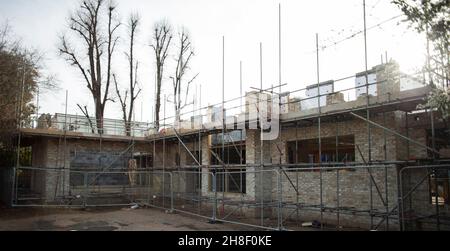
[392,0,449,42]
[392,0,449,75]
[1,24,40,130]
[0,23,57,166]
[419,86,450,120]
[392,0,449,119]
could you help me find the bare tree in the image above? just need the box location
[0,23,10,51]
[150,20,172,131]
[76,104,96,134]
[171,28,198,123]
[0,22,23,60]
[114,14,141,136]
[59,0,120,134]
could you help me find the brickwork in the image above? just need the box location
[273,166,399,229]
[31,137,150,201]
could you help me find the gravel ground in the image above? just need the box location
[0,206,256,231]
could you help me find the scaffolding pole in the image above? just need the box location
[316,33,324,229]
[336,116,340,230]
[259,41,264,227]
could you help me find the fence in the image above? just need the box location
[8,165,450,231]
[11,167,154,208]
[398,165,450,231]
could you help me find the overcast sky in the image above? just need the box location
[0,0,426,123]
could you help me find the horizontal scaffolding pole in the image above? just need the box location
[350,112,440,155]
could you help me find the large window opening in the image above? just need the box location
[210,144,246,194]
[210,145,246,165]
[134,153,153,169]
[215,169,246,194]
[287,135,355,164]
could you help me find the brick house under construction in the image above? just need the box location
[3,61,449,231]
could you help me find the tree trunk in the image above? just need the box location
[155,70,161,131]
[96,101,104,134]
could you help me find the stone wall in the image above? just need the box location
[395,112,429,161]
[271,112,400,164]
[246,130,273,199]
[274,166,399,229]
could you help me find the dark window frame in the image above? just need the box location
[210,169,246,194]
[286,135,356,166]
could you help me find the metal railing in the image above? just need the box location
[9,164,449,231]
[21,68,429,139]
[398,165,450,231]
[24,114,153,137]
[1,165,411,230]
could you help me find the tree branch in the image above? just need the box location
[76,104,95,133]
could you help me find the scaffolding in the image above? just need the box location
[4,1,449,232]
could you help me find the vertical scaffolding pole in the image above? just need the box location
[383,62,390,231]
[198,84,202,214]
[406,111,413,222]
[212,171,217,223]
[383,112,389,230]
[151,71,157,205]
[278,4,283,228]
[316,33,323,229]
[132,112,136,201]
[295,121,299,225]
[405,112,410,158]
[430,112,436,160]
[222,36,226,217]
[397,164,403,231]
[431,108,440,230]
[363,0,373,229]
[278,3,282,94]
[240,61,243,112]
[239,62,243,196]
[434,168,440,230]
[259,42,264,227]
[163,94,166,208]
[152,116,156,207]
[424,1,440,230]
[192,95,196,209]
[62,90,68,197]
[277,170,282,230]
[16,63,26,167]
[13,62,26,205]
[336,116,340,230]
[36,85,39,124]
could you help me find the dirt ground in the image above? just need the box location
[0,206,256,231]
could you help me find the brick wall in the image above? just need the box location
[31,137,150,201]
[273,166,399,229]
